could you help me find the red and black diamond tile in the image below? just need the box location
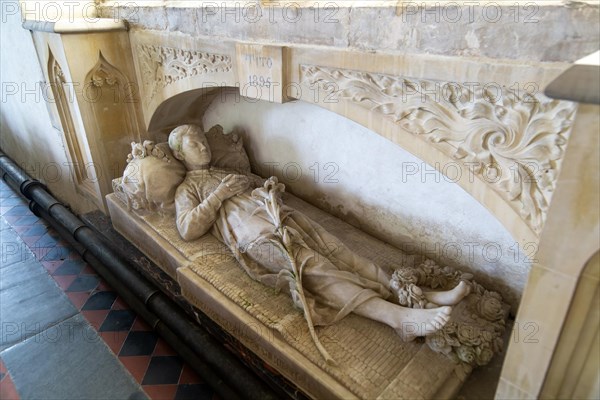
[0,358,19,400]
[1,181,218,400]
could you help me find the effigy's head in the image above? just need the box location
[169,124,212,169]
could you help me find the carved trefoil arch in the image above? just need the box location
[47,48,98,201]
[301,65,577,235]
[84,51,142,197]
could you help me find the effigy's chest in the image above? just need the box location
[199,174,226,199]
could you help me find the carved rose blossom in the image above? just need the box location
[476,345,494,366]
[131,142,146,159]
[142,140,154,156]
[421,259,437,274]
[395,284,426,308]
[426,320,500,367]
[392,267,419,285]
[456,345,477,364]
[477,295,504,322]
[426,332,452,355]
[457,325,482,346]
[391,268,429,307]
[151,145,169,162]
[126,141,173,164]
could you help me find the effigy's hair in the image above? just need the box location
[168,124,203,159]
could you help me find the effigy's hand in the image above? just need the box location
[214,174,249,201]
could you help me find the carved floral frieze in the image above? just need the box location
[300,65,577,234]
[137,44,232,102]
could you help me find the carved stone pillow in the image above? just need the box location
[205,125,252,174]
[121,141,186,213]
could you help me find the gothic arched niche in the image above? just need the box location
[47,47,97,201]
[84,51,141,191]
[148,88,543,309]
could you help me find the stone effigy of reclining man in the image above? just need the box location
[169,124,470,362]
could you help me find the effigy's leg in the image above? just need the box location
[353,297,452,341]
[288,212,393,288]
[390,262,475,309]
[422,281,471,306]
[329,243,392,287]
[319,234,470,307]
[298,247,452,340]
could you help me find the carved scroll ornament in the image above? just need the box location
[301,65,577,234]
[137,44,232,102]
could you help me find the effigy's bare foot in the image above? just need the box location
[395,306,452,341]
[424,281,471,306]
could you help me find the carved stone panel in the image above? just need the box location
[137,44,232,105]
[84,51,141,195]
[236,43,285,103]
[301,65,577,234]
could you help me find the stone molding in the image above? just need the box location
[23,18,127,34]
[47,49,97,201]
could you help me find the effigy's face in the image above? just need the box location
[182,132,212,167]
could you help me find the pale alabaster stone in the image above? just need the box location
[169,124,505,362]
[109,124,511,399]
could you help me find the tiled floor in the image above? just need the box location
[0,178,218,400]
[0,358,19,400]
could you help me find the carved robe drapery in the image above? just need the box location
[174,168,392,326]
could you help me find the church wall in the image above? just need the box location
[97,1,600,63]
[0,5,96,212]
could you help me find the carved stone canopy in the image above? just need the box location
[300,65,577,235]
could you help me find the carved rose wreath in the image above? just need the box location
[391,260,508,367]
